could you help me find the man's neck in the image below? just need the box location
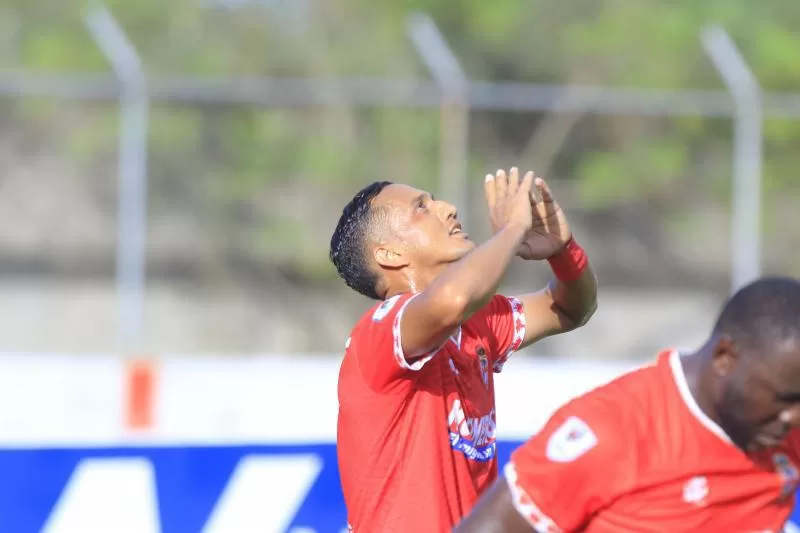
[383,266,442,299]
[680,350,725,430]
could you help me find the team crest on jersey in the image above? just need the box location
[682,476,709,505]
[372,295,402,322]
[773,453,799,500]
[545,416,597,463]
[477,346,489,387]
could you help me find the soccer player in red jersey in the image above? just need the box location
[329,168,597,532]
[455,277,800,533]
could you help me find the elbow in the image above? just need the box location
[555,274,598,330]
[554,290,597,332]
[574,298,598,328]
[572,289,598,329]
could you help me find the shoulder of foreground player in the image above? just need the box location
[584,351,670,405]
[504,391,640,532]
[560,364,660,444]
[512,382,642,469]
[567,384,638,433]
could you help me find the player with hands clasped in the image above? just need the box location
[330,167,597,532]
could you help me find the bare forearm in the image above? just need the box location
[432,224,526,320]
[549,265,597,328]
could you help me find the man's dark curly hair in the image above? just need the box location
[330,181,393,300]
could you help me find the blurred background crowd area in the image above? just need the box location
[0,0,798,359]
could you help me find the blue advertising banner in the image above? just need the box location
[1,442,799,533]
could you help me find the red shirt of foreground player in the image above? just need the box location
[507,350,800,532]
[330,169,597,532]
[455,277,800,533]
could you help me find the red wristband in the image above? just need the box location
[547,237,588,282]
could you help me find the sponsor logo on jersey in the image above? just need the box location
[683,476,709,505]
[447,399,497,462]
[372,295,402,322]
[545,416,597,463]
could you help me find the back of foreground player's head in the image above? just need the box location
[330,181,393,300]
[712,276,800,357]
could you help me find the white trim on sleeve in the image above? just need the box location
[493,296,527,373]
[504,461,563,533]
[392,294,440,371]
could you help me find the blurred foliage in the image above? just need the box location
[3,0,800,279]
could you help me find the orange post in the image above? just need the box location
[125,359,156,430]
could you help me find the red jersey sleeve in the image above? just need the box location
[349,293,441,392]
[478,294,526,373]
[504,398,635,532]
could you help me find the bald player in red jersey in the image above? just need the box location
[455,277,800,533]
[329,168,597,532]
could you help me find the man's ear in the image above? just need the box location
[711,334,738,377]
[375,245,409,269]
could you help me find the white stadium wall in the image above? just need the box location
[0,353,796,533]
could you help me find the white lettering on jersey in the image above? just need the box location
[545,416,597,463]
[447,400,496,447]
[682,476,708,505]
[372,295,402,322]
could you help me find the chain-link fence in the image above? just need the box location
[2,3,799,359]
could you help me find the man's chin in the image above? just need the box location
[453,240,477,257]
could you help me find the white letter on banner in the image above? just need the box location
[202,454,322,533]
[42,458,160,533]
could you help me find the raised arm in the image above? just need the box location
[400,171,534,360]
[498,168,597,348]
[516,239,597,348]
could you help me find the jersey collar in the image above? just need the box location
[669,350,734,445]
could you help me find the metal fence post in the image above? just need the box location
[406,13,471,229]
[701,25,763,294]
[86,7,149,354]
